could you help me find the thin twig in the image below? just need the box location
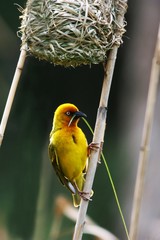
[129,24,160,240]
[72,1,128,239]
[0,44,27,146]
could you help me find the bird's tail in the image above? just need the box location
[72,173,85,207]
[72,193,81,207]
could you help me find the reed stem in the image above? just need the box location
[0,44,27,146]
[72,2,128,239]
[129,24,160,240]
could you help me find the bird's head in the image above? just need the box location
[53,103,87,129]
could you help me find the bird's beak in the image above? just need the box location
[74,111,87,119]
[68,111,87,127]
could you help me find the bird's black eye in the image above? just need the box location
[66,111,71,116]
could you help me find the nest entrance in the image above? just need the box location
[19,0,126,67]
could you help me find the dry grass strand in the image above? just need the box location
[19,0,127,66]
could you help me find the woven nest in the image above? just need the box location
[19,0,127,67]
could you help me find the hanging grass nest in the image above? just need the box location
[19,0,127,67]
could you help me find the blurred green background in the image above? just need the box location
[0,0,159,239]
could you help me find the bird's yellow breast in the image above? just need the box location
[50,126,88,181]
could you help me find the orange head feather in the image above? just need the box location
[53,103,87,130]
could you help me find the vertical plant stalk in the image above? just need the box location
[0,44,27,146]
[73,1,128,239]
[33,143,53,240]
[129,24,160,240]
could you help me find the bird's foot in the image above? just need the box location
[78,190,93,202]
[88,142,100,151]
[88,141,104,163]
[73,182,93,202]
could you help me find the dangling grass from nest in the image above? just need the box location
[18,0,126,67]
[82,117,130,240]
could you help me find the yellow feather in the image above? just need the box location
[49,103,88,207]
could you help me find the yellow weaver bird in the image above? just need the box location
[48,103,90,207]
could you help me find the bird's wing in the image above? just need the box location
[48,143,76,194]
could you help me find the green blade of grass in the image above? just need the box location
[82,117,130,240]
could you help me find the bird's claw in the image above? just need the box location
[88,141,104,164]
[73,181,93,202]
[79,191,93,202]
[88,142,100,151]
